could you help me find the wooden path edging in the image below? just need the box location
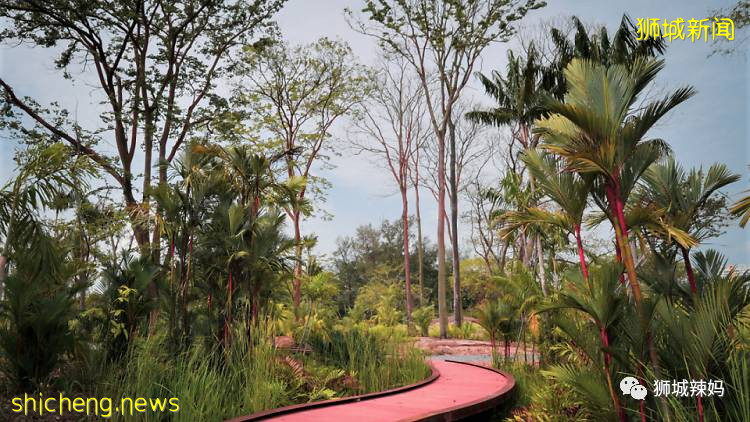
[226,362,441,422]
[226,359,516,422]
[402,359,516,422]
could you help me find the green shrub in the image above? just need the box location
[412,306,434,336]
[0,275,79,390]
[496,363,587,422]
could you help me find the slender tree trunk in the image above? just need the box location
[681,246,698,296]
[181,234,193,337]
[151,145,168,266]
[489,335,497,362]
[605,187,626,285]
[437,134,448,339]
[515,317,525,361]
[449,120,461,326]
[601,328,625,422]
[0,254,8,300]
[523,326,527,364]
[609,180,670,420]
[401,187,414,330]
[224,271,233,347]
[608,182,642,304]
[77,267,88,311]
[521,232,532,267]
[414,178,425,306]
[535,235,547,296]
[293,211,302,310]
[499,241,509,275]
[574,224,589,282]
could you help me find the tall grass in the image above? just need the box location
[307,325,430,393]
[98,323,291,421]
[97,321,431,420]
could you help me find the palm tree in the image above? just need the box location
[151,145,216,342]
[540,262,627,421]
[496,261,543,364]
[474,299,515,362]
[198,144,303,345]
[639,158,740,296]
[547,15,666,99]
[466,44,549,149]
[535,57,695,308]
[0,144,90,293]
[730,165,750,227]
[501,149,593,280]
[225,204,295,323]
[655,250,750,422]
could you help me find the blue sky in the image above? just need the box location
[1,0,748,264]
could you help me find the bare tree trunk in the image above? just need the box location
[293,211,302,310]
[401,187,414,329]
[449,120,461,326]
[520,232,531,267]
[535,235,547,296]
[78,276,87,311]
[499,240,509,275]
[437,133,448,339]
[574,224,589,281]
[414,178,425,306]
[0,255,6,300]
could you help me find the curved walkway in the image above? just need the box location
[227,360,515,422]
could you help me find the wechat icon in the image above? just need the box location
[620,376,648,400]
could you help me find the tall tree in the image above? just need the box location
[351,57,427,329]
[467,44,550,294]
[423,103,490,323]
[0,0,286,259]
[466,178,507,275]
[349,0,545,336]
[236,38,370,310]
[409,127,426,306]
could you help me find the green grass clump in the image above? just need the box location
[98,324,291,421]
[308,325,430,393]
[96,321,430,421]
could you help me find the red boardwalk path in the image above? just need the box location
[227,360,515,422]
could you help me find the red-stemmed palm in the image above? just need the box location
[637,158,740,296]
[534,57,695,309]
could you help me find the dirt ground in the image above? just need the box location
[413,337,529,357]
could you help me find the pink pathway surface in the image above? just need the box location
[259,360,512,422]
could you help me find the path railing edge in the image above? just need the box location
[225,361,440,422]
[400,359,517,422]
